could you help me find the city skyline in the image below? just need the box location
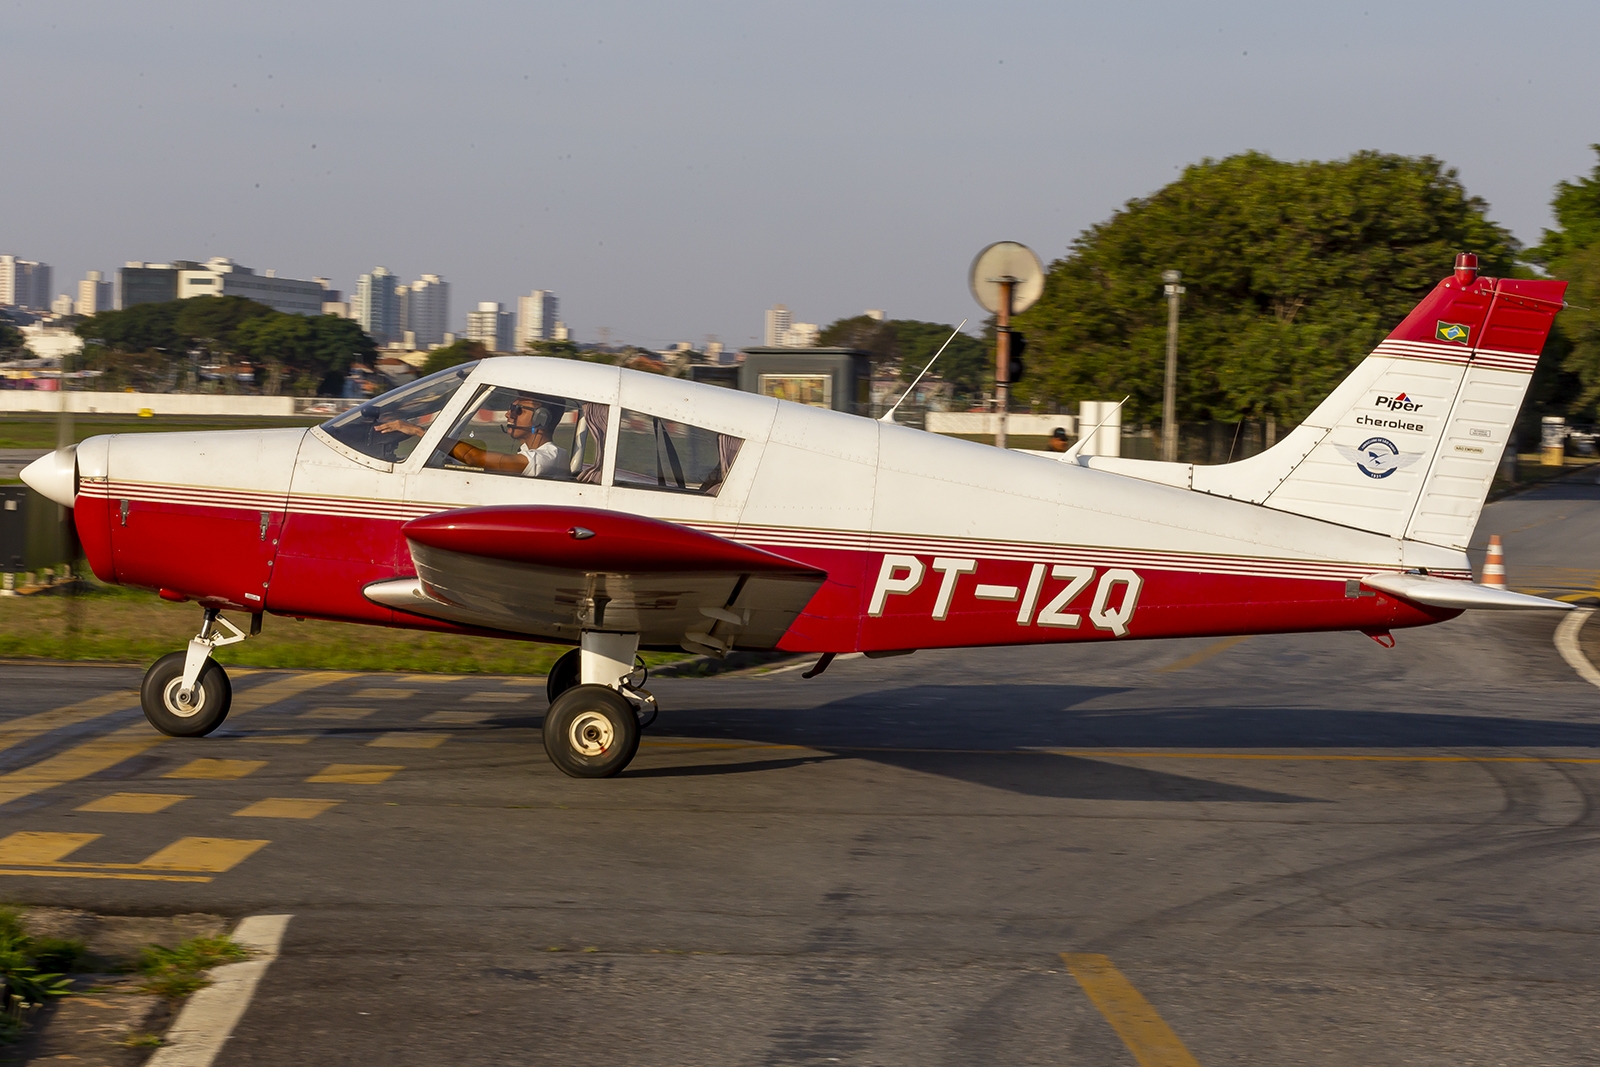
[3,3,1598,349]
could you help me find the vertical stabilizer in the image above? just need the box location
[1186,262,1566,550]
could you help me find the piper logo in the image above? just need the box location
[1375,393,1423,412]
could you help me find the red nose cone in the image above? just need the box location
[1454,251,1479,285]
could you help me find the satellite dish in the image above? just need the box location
[969,241,1045,316]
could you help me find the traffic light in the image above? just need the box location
[1007,329,1026,383]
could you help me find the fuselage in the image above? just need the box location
[69,357,1461,653]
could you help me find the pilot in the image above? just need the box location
[378,393,570,477]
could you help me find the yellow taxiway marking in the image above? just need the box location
[0,673,355,810]
[394,674,465,683]
[307,763,402,784]
[298,707,375,721]
[1043,749,1600,764]
[0,724,168,808]
[0,831,101,864]
[351,688,417,700]
[1159,635,1251,673]
[502,677,542,686]
[233,797,342,819]
[1061,953,1201,1067]
[0,692,137,755]
[137,836,269,872]
[0,832,265,881]
[462,692,526,704]
[367,732,450,749]
[77,792,190,814]
[423,711,491,724]
[164,758,267,780]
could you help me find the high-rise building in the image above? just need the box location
[466,301,514,353]
[0,256,51,311]
[76,271,112,316]
[175,257,323,315]
[118,261,196,308]
[353,267,400,344]
[516,290,559,351]
[315,278,349,317]
[405,274,449,347]
[51,294,75,316]
[763,304,792,347]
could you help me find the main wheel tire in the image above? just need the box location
[542,684,640,779]
[546,647,581,705]
[140,651,232,737]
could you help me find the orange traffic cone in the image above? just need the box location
[1483,535,1506,589]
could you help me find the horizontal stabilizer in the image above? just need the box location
[1361,572,1572,611]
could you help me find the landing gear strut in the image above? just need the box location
[139,607,247,737]
[542,632,657,778]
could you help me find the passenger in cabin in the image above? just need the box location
[377,392,571,477]
[1048,427,1070,453]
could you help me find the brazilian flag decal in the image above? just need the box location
[1435,321,1471,345]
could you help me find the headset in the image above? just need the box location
[504,393,556,438]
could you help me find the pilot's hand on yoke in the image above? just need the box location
[376,417,427,438]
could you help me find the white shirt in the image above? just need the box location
[518,440,570,478]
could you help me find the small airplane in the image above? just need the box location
[22,253,1572,778]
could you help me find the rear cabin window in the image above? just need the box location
[613,410,742,496]
[319,362,478,463]
[426,385,605,482]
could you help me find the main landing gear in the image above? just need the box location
[140,607,249,737]
[543,632,658,779]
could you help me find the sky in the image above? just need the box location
[4,1,1598,349]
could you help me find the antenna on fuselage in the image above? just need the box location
[879,319,968,424]
[1062,395,1131,461]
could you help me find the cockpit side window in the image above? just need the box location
[613,410,743,496]
[318,362,479,464]
[425,385,606,482]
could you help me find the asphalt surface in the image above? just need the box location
[3,476,1600,1066]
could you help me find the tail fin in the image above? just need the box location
[1184,263,1567,550]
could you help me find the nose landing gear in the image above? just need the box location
[139,607,250,737]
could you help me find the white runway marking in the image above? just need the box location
[147,913,292,1067]
[1554,608,1600,691]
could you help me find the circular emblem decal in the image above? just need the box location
[1354,436,1402,479]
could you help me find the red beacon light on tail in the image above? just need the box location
[1454,251,1479,285]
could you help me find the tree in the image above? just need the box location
[816,316,990,402]
[1015,151,1518,424]
[524,338,584,360]
[1530,148,1600,422]
[0,320,22,352]
[1528,146,1600,268]
[422,339,490,375]
[232,313,376,395]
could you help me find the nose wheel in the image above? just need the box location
[141,652,232,736]
[140,606,250,737]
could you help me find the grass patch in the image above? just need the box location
[121,1031,164,1048]
[137,936,248,999]
[0,413,321,450]
[0,908,74,1046]
[0,579,687,674]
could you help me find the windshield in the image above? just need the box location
[319,362,479,463]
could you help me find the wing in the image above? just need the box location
[1332,443,1368,466]
[363,505,827,655]
[1391,451,1424,470]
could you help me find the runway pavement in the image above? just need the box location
[2,475,1600,1065]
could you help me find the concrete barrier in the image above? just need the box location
[925,412,1077,436]
[0,392,355,417]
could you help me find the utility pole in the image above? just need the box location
[995,277,1015,450]
[1161,269,1185,463]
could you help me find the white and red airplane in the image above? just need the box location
[22,254,1572,777]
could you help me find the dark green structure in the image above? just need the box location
[736,348,875,417]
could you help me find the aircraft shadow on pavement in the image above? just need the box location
[631,682,1600,801]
